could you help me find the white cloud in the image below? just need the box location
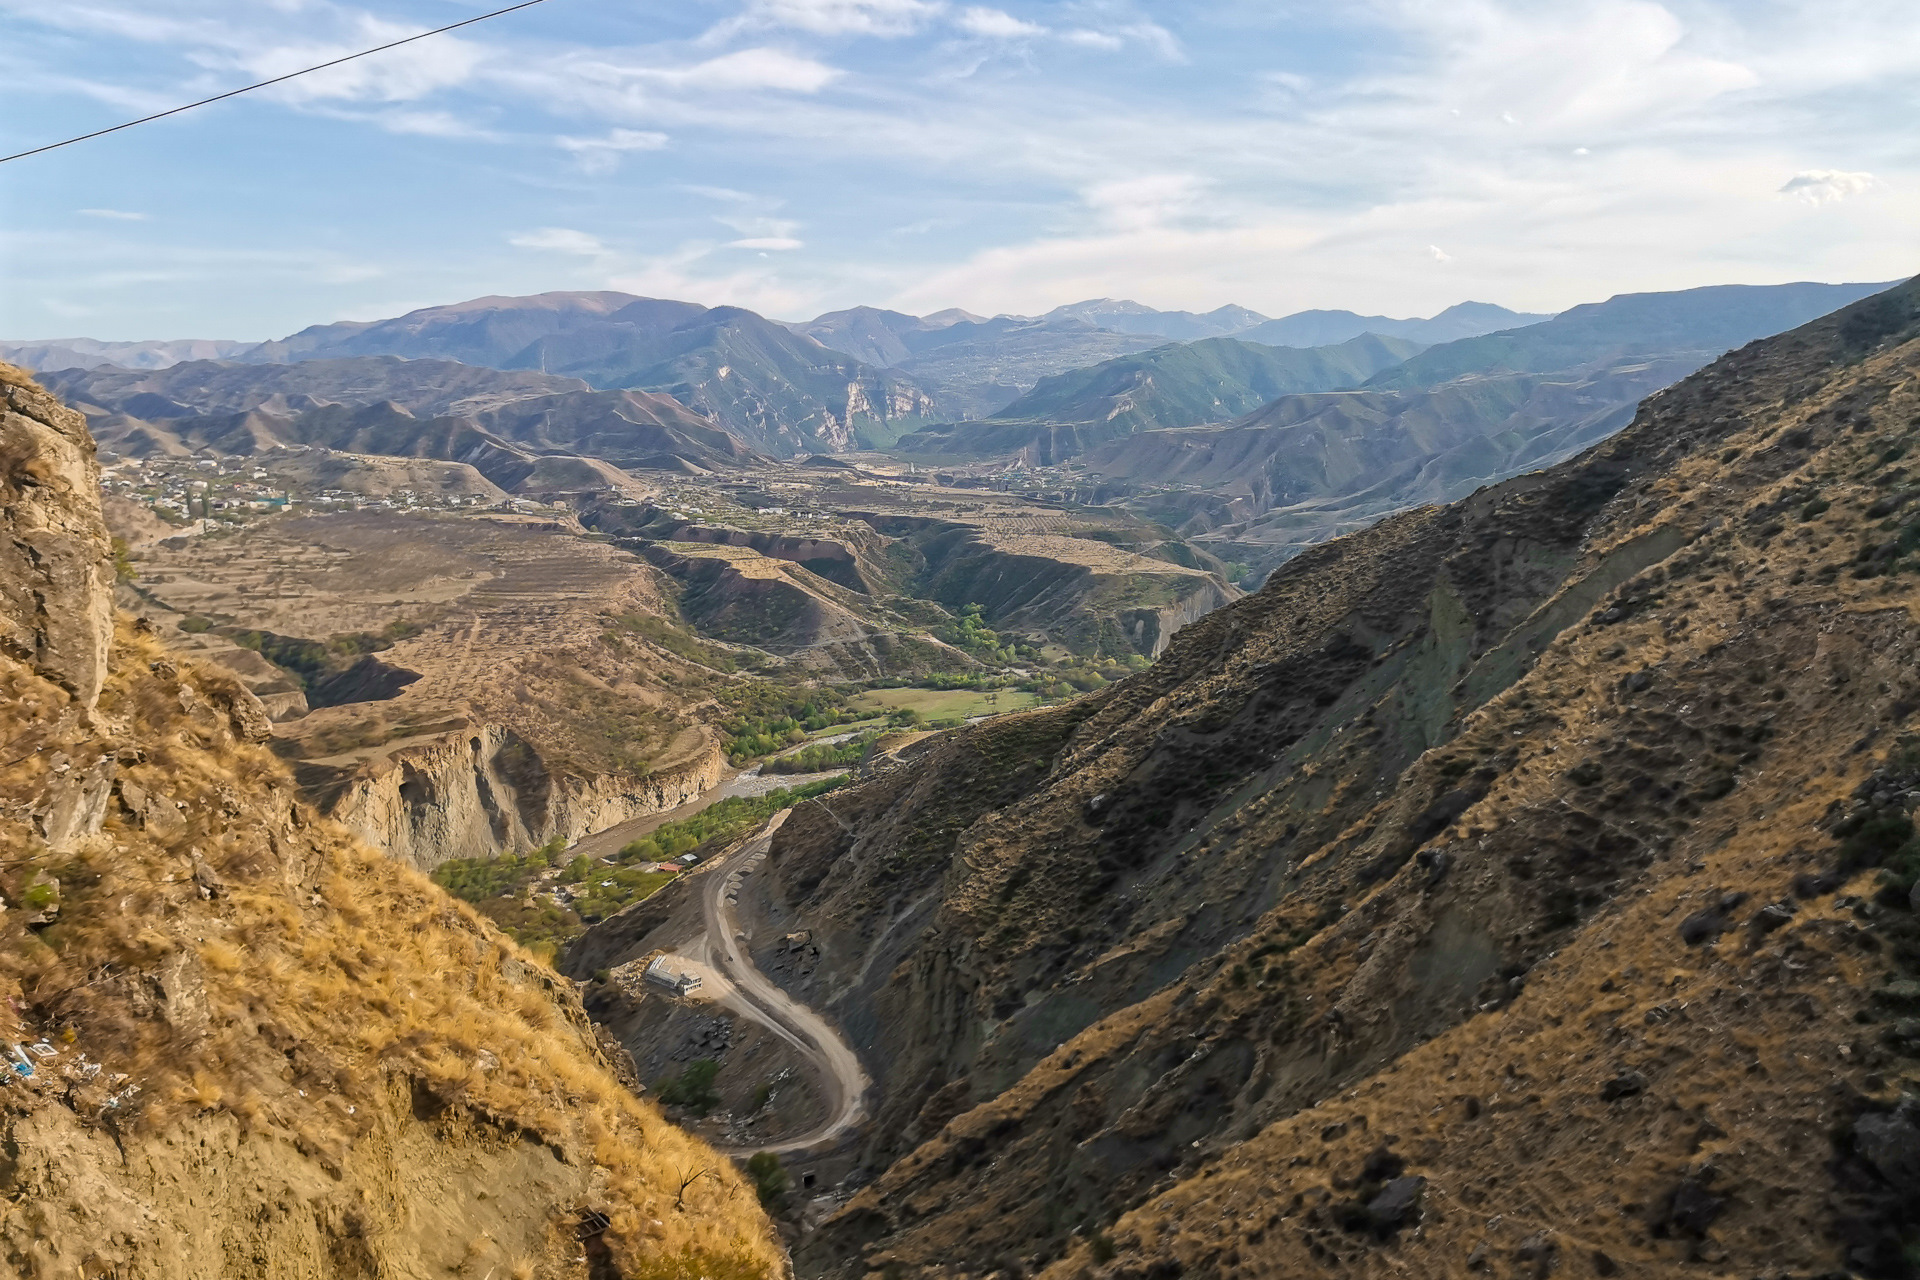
[707,0,943,40]
[78,209,148,221]
[558,127,670,173]
[1057,20,1180,58]
[1779,169,1879,204]
[1084,173,1205,232]
[728,237,806,250]
[656,49,843,93]
[1429,244,1453,262]
[510,228,611,256]
[955,7,1046,39]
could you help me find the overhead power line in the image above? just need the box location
[0,0,554,166]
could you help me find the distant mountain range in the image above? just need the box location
[2,280,1895,491]
[1078,278,1903,572]
[0,294,1547,453]
[237,292,934,456]
[789,298,1544,419]
[896,332,1425,461]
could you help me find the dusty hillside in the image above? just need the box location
[0,362,781,1279]
[743,279,1920,1277]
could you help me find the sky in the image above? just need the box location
[0,0,1915,340]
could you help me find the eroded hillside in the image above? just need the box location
[0,362,781,1279]
[737,279,1920,1276]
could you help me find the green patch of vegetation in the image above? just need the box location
[852,686,1039,722]
[764,734,877,774]
[941,602,1017,663]
[616,777,846,866]
[656,1059,721,1115]
[110,536,136,584]
[177,615,212,634]
[745,1152,789,1207]
[719,683,859,765]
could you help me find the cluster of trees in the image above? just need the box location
[940,603,1027,664]
[615,777,845,866]
[762,734,876,775]
[720,684,858,765]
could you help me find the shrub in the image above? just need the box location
[656,1059,721,1115]
[745,1151,789,1206]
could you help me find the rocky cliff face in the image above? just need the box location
[0,365,113,705]
[743,281,1920,1277]
[0,364,780,1278]
[321,722,727,871]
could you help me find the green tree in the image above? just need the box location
[656,1059,722,1115]
[745,1152,789,1207]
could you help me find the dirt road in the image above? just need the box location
[672,812,869,1156]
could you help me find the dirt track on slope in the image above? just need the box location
[675,812,870,1156]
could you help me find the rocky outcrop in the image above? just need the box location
[0,363,113,705]
[319,723,727,870]
[1116,575,1237,657]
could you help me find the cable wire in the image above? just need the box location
[0,0,554,166]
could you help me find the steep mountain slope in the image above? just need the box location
[46,357,750,475]
[1373,280,1900,391]
[0,362,780,1278]
[1238,302,1550,349]
[242,292,934,455]
[900,334,1424,461]
[725,277,1920,1276]
[1089,356,1687,567]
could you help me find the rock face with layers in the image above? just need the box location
[324,721,727,871]
[0,363,113,704]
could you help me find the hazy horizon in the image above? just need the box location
[2,1,1915,340]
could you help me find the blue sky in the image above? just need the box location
[1,0,1915,340]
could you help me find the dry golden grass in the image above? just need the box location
[0,621,781,1277]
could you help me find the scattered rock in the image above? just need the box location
[1650,1170,1725,1238]
[1852,1103,1920,1196]
[1679,907,1729,945]
[1749,900,1796,936]
[1514,1231,1558,1277]
[1363,1176,1425,1236]
[1599,1069,1648,1101]
[1679,891,1749,945]
[1793,870,1843,898]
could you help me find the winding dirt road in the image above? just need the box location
[673,813,870,1157]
